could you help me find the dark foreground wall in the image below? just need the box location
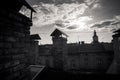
[0,8,32,80]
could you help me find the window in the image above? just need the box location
[97,58,103,65]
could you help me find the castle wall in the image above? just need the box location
[37,56,54,68]
[38,29,114,73]
[29,41,39,65]
[0,8,32,80]
[113,36,120,73]
[65,52,113,73]
[52,37,67,70]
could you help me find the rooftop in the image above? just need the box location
[50,29,68,37]
[0,0,36,12]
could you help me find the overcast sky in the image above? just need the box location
[22,0,120,44]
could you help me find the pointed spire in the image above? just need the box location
[93,30,99,43]
[94,30,97,36]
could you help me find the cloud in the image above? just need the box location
[111,21,120,25]
[84,0,100,9]
[91,20,114,28]
[21,0,102,32]
[26,0,84,5]
[115,15,120,20]
[54,20,66,28]
[24,0,120,32]
[66,25,79,30]
[20,2,94,30]
[91,16,120,30]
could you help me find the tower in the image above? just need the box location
[50,29,68,70]
[92,30,99,43]
[112,29,120,73]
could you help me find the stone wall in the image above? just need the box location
[66,51,113,73]
[0,8,32,80]
[52,37,67,70]
[29,40,39,65]
[113,36,120,73]
[37,56,54,68]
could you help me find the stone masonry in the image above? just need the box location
[0,8,32,80]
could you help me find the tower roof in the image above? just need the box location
[92,30,99,43]
[113,29,120,33]
[94,30,97,36]
[50,29,68,37]
[0,0,36,12]
[113,29,120,37]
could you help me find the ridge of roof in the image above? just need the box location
[50,28,69,37]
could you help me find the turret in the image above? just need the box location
[92,30,99,43]
[51,29,68,45]
[50,29,68,70]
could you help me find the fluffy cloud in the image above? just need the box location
[24,0,120,44]
[22,0,120,32]
[21,0,101,31]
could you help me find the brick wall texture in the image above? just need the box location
[0,8,32,80]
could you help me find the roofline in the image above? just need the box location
[21,0,36,12]
[50,28,69,37]
[113,29,120,33]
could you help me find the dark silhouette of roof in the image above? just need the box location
[0,0,36,12]
[30,34,41,40]
[50,29,68,37]
[113,29,120,37]
[114,29,120,33]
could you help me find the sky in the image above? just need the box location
[21,0,120,44]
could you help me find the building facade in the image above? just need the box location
[112,29,120,73]
[29,34,41,65]
[38,29,114,73]
[0,0,36,80]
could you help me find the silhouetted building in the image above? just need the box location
[29,34,41,65]
[112,29,120,73]
[38,29,114,73]
[0,0,35,80]
[92,30,99,44]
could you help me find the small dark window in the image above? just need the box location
[97,58,103,65]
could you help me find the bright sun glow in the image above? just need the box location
[64,16,93,30]
[22,3,93,31]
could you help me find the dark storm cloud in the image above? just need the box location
[91,20,114,28]
[55,23,65,28]
[54,20,66,28]
[91,24,101,28]
[111,21,120,25]
[67,25,78,30]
